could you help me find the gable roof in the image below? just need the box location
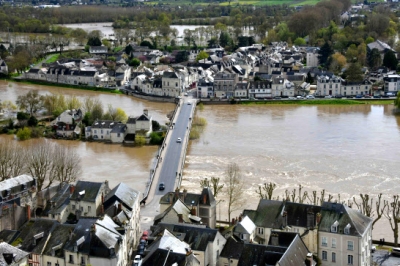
[70,181,104,202]
[0,242,28,266]
[219,237,244,260]
[0,230,20,244]
[319,202,372,237]
[234,216,256,235]
[0,175,35,192]
[18,219,59,254]
[103,182,139,211]
[42,224,76,258]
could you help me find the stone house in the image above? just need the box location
[318,202,373,266]
[89,46,108,55]
[234,82,248,99]
[315,74,342,96]
[110,123,127,143]
[52,109,83,138]
[86,120,116,141]
[0,57,8,75]
[271,76,296,97]
[340,79,372,97]
[150,223,226,266]
[162,71,182,97]
[197,78,214,98]
[232,216,256,243]
[0,175,36,207]
[248,80,272,99]
[153,198,202,226]
[159,188,217,229]
[68,180,110,219]
[383,74,400,95]
[36,183,71,224]
[63,216,128,266]
[306,47,320,67]
[213,72,239,98]
[103,182,141,256]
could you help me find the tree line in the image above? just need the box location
[0,139,81,192]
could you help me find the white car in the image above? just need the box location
[325,95,333,99]
[288,96,296,100]
[296,96,304,99]
[177,138,182,143]
[184,93,188,96]
[306,95,315,99]
[133,255,142,266]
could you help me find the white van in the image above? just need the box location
[386,92,396,97]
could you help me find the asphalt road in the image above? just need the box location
[155,98,194,195]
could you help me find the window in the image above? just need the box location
[117,133,120,137]
[322,237,327,247]
[55,263,59,266]
[29,254,32,259]
[81,256,85,265]
[80,207,83,212]
[348,255,353,265]
[332,238,336,248]
[331,221,339,233]
[332,252,336,262]
[69,255,74,264]
[258,227,264,234]
[47,262,52,266]
[94,130,97,134]
[101,129,103,134]
[345,223,351,234]
[216,250,220,259]
[217,239,219,245]
[347,241,354,250]
[88,206,91,213]
[72,205,75,210]
[322,251,327,261]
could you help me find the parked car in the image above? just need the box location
[364,95,371,98]
[187,102,192,105]
[392,247,400,257]
[184,93,188,96]
[288,96,296,100]
[137,244,145,256]
[274,96,282,100]
[177,138,182,143]
[141,230,149,241]
[133,255,142,266]
[373,95,381,98]
[158,182,165,191]
[324,95,333,99]
[355,95,363,98]
[334,94,343,98]
[306,95,315,99]
[296,96,304,99]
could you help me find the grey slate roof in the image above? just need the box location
[18,219,58,254]
[142,249,195,266]
[319,202,372,237]
[152,223,218,252]
[70,181,103,202]
[43,183,70,215]
[0,242,28,266]
[63,217,96,254]
[42,224,76,258]
[110,123,127,134]
[0,230,20,244]
[103,182,139,211]
[219,237,244,260]
[163,71,178,79]
[91,120,116,129]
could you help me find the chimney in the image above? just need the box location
[305,253,313,266]
[143,109,148,116]
[69,229,74,241]
[101,204,104,215]
[178,214,183,223]
[27,205,31,220]
[118,203,122,213]
[175,188,180,201]
[183,189,187,201]
[271,233,279,246]
[169,193,174,205]
[70,185,75,195]
[316,213,322,225]
[101,193,104,203]
[191,206,196,216]
[203,194,207,205]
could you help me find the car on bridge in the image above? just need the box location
[177,138,182,143]
[158,182,165,191]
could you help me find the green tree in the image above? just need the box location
[318,42,334,67]
[395,92,400,109]
[16,127,31,141]
[294,37,306,46]
[27,116,38,127]
[306,72,314,84]
[219,31,231,47]
[125,44,133,56]
[344,63,363,82]
[135,135,146,146]
[368,48,382,69]
[152,120,161,131]
[196,51,209,62]
[129,58,140,67]
[383,50,398,70]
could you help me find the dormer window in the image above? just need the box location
[344,223,351,235]
[331,220,339,233]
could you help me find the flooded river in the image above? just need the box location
[1,81,400,241]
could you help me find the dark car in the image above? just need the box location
[158,182,165,191]
[355,95,363,98]
[137,244,145,256]
[373,95,381,98]
[364,95,371,98]
[334,94,343,98]
[273,96,282,100]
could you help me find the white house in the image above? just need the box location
[233,216,256,243]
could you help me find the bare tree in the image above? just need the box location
[16,90,44,116]
[384,195,400,246]
[200,177,224,198]
[224,163,245,225]
[353,193,386,229]
[26,142,56,191]
[0,141,26,181]
[256,182,276,200]
[51,145,81,184]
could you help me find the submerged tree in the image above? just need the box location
[256,182,276,200]
[353,193,386,229]
[225,162,245,225]
[384,195,400,246]
[200,177,224,198]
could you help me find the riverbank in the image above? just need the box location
[199,99,395,105]
[12,78,123,94]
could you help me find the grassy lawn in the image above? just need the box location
[45,54,60,64]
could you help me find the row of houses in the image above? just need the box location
[0,175,141,266]
[52,108,152,143]
[131,186,373,266]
